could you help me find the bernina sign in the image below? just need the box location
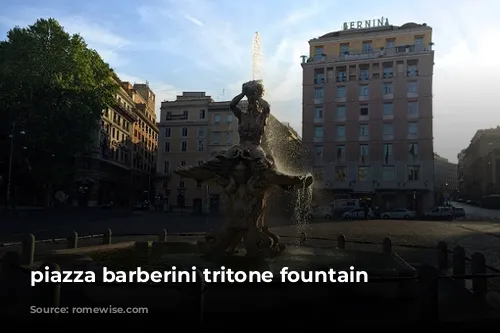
[343,17,390,30]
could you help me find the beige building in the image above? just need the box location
[73,74,158,206]
[301,22,435,213]
[433,153,457,203]
[462,127,500,198]
[156,92,304,214]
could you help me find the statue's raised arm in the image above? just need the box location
[229,84,246,119]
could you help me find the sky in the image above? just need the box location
[0,0,498,163]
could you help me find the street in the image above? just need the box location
[451,201,500,221]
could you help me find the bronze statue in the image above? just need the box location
[175,80,313,258]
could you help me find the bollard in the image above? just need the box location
[36,263,61,321]
[0,251,21,307]
[382,237,392,253]
[158,229,167,242]
[418,264,439,323]
[471,252,487,298]
[102,228,112,245]
[21,234,35,266]
[67,231,78,249]
[191,269,205,328]
[337,234,346,249]
[452,246,466,288]
[437,241,448,270]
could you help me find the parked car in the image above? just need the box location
[342,208,374,220]
[451,206,466,218]
[308,207,332,220]
[381,208,416,220]
[134,200,151,211]
[424,206,453,220]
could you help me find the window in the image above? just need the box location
[198,160,204,166]
[214,115,221,124]
[212,132,220,144]
[336,145,345,161]
[314,88,324,98]
[335,166,347,181]
[314,107,323,120]
[407,65,418,76]
[383,144,393,163]
[181,141,187,152]
[383,103,393,115]
[360,106,369,116]
[226,132,232,144]
[407,165,421,181]
[408,102,419,115]
[314,126,324,138]
[382,166,395,181]
[407,81,418,93]
[382,83,393,94]
[359,85,369,97]
[360,144,369,162]
[383,123,393,135]
[314,46,324,56]
[197,181,202,188]
[414,37,424,48]
[315,146,323,158]
[227,114,233,124]
[360,124,369,137]
[357,166,370,181]
[383,67,393,78]
[165,128,171,137]
[362,41,372,53]
[340,43,349,55]
[179,181,185,188]
[360,69,369,80]
[337,125,346,137]
[337,71,347,81]
[164,141,170,152]
[198,127,205,138]
[198,140,204,151]
[409,143,419,158]
[337,106,346,118]
[181,160,186,166]
[386,39,395,49]
[163,161,170,173]
[199,109,206,119]
[336,86,346,98]
[181,127,188,137]
[408,122,418,134]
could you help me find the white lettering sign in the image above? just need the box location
[342,17,390,30]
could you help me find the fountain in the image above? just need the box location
[175,80,313,258]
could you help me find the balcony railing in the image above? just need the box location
[305,45,433,64]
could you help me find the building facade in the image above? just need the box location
[73,75,158,207]
[302,22,435,213]
[156,92,303,214]
[434,153,457,203]
[462,127,500,199]
[457,149,466,194]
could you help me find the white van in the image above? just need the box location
[332,199,360,213]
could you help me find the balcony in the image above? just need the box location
[303,45,433,65]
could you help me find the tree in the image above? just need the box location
[0,18,118,204]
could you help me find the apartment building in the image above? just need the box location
[302,22,435,212]
[124,82,159,203]
[462,127,500,198]
[457,149,466,194]
[73,74,138,207]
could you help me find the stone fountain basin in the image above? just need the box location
[49,239,417,311]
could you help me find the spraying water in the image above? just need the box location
[252,32,263,81]
[251,32,312,243]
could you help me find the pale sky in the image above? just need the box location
[0,0,498,163]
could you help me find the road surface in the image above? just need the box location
[451,201,500,221]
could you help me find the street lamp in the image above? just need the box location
[5,121,26,208]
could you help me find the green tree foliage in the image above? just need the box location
[0,18,118,191]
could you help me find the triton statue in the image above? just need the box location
[175,80,313,258]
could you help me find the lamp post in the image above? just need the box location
[5,121,26,209]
